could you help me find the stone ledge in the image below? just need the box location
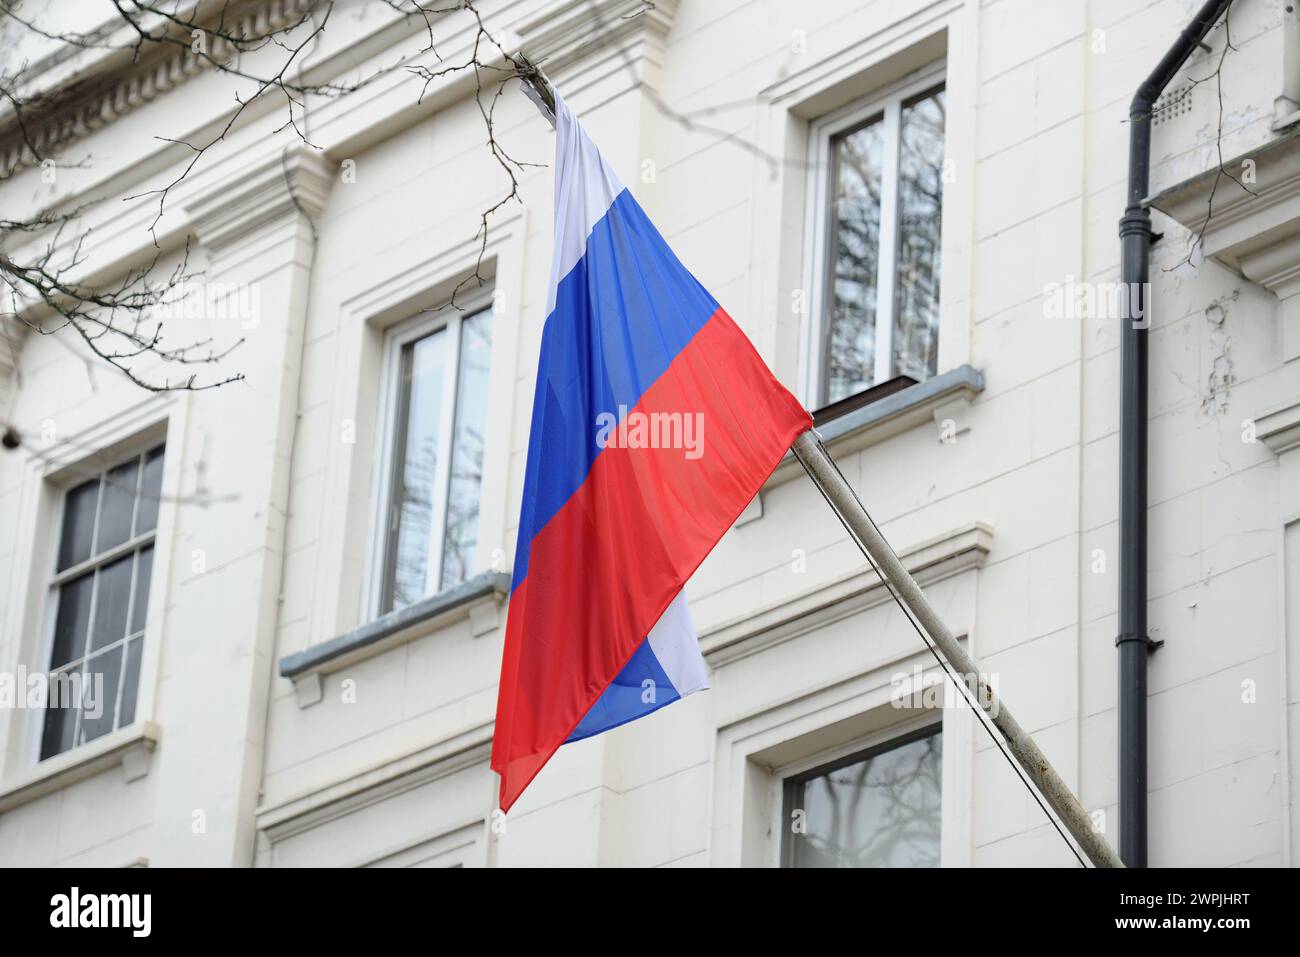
[0,721,161,814]
[1256,398,1300,455]
[255,721,492,845]
[278,571,510,708]
[766,364,984,488]
[701,521,992,666]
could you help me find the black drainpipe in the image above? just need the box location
[1118,0,1233,868]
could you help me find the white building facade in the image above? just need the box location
[1,0,1299,867]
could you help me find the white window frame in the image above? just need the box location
[34,443,163,762]
[365,290,493,620]
[801,61,947,409]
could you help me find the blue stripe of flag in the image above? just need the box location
[565,639,679,742]
[510,188,719,594]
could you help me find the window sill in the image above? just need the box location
[810,374,920,427]
[278,571,511,709]
[0,721,161,813]
[763,364,984,492]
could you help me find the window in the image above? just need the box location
[42,445,164,759]
[808,75,946,408]
[781,725,942,867]
[375,302,492,616]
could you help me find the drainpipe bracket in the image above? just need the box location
[1115,631,1163,652]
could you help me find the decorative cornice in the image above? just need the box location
[1150,126,1300,298]
[1,47,204,178]
[515,0,678,79]
[701,522,992,666]
[1255,399,1300,456]
[1,0,676,180]
[0,0,312,178]
[184,144,334,250]
[255,721,493,844]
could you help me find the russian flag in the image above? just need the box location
[491,87,812,811]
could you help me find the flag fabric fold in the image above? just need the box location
[491,86,812,812]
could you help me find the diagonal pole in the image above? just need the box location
[791,430,1124,868]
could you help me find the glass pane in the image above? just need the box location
[119,637,144,727]
[893,87,946,381]
[824,116,885,406]
[441,309,492,590]
[80,646,123,744]
[135,446,165,534]
[50,573,94,668]
[130,546,153,635]
[40,667,80,760]
[89,554,133,652]
[385,329,447,613]
[96,457,140,554]
[786,732,942,868]
[58,478,100,571]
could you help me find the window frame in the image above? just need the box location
[36,443,164,762]
[365,289,493,620]
[777,716,943,868]
[801,61,947,411]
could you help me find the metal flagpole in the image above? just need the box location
[791,430,1124,869]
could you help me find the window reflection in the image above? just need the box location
[784,728,942,868]
[385,329,446,613]
[826,115,884,406]
[820,81,946,406]
[893,87,946,382]
[441,309,491,591]
[381,304,492,614]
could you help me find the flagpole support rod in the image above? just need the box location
[790,430,1124,869]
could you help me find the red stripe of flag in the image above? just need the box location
[493,308,811,810]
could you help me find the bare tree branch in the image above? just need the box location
[0,0,668,401]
